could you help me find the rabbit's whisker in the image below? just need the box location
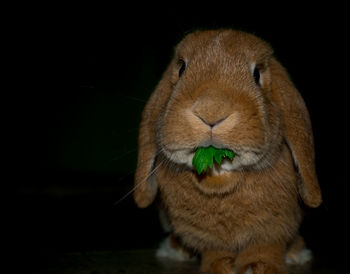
[113,147,169,206]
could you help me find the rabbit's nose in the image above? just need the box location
[192,88,232,128]
[196,114,228,128]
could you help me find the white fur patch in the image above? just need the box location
[244,267,253,274]
[156,236,195,262]
[233,266,252,274]
[285,248,312,265]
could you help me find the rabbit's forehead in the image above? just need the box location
[177,30,272,64]
[185,44,252,77]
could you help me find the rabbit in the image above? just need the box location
[133,29,322,274]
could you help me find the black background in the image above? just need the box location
[14,4,349,272]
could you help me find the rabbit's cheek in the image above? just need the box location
[216,151,263,171]
[222,151,263,171]
[162,149,195,167]
[238,151,264,166]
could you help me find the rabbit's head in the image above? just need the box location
[160,30,278,172]
[134,29,321,208]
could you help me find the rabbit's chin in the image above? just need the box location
[162,147,265,173]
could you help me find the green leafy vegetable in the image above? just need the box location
[192,146,235,174]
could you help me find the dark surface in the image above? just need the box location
[14,4,349,274]
[33,249,344,274]
[15,174,347,273]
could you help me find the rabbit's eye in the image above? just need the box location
[253,66,260,86]
[178,58,186,78]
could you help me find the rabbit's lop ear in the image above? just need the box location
[270,59,322,208]
[133,65,174,208]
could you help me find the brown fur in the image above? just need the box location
[134,29,321,273]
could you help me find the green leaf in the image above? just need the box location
[192,146,235,174]
[223,149,235,160]
[192,147,214,174]
[214,150,225,164]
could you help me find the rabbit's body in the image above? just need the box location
[134,29,321,273]
[157,143,301,254]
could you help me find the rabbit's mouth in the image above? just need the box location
[162,145,265,174]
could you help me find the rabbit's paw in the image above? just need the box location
[285,248,312,265]
[156,235,196,261]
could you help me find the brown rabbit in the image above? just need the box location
[134,29,322,274]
